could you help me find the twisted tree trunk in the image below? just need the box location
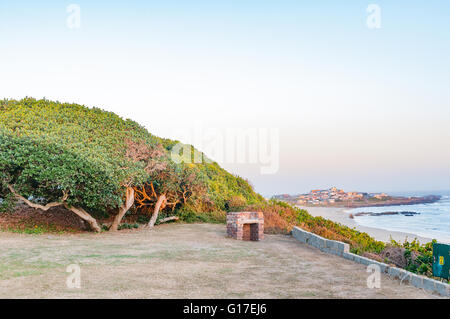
[148,194,166,228]
[8,184,101,233]
[64,204,101,232]
[110,187,135,231]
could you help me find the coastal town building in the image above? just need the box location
[273,188,392,206]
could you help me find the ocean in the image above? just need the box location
[347,191,450,244]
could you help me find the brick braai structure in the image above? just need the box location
[226,212,264,241]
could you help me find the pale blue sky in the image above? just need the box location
[1,1,449,196]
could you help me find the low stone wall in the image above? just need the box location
[292,226,450,297]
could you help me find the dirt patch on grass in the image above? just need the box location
[0,223,442,299]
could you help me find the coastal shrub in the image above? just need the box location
[225,195,247,212]
[243,200,297,234]
[0,184,15,213]
[118,223,139,230]
[417,263,429,275]
[195,161,265,211]
[389,238,435,277]
[177,207,226,224]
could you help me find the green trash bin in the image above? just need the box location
[432,243,449,280]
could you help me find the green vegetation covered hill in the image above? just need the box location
[0,98,263,230]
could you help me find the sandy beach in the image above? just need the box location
[298,206,433,244]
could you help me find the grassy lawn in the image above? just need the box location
[0,223,441,299]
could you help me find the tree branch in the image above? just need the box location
[7,184,68,211]
[158,216,179,224]
[149,182,157,198]
[7,184,100,233]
